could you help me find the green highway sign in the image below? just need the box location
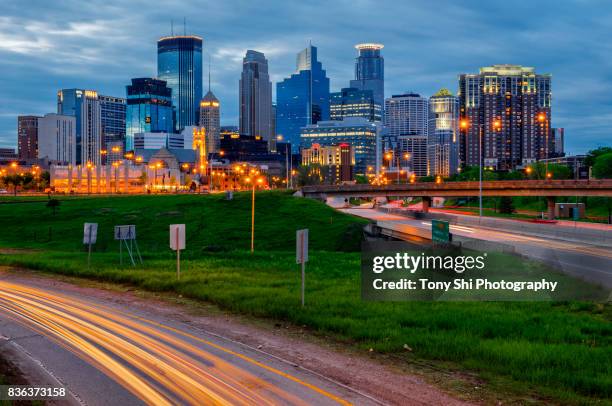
[431,220,450,243]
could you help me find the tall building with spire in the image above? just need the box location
[157,34,203,132]
[199,63,220,153]
[350,43,384,109]
[239,50,273,144]
[276,45,330,152]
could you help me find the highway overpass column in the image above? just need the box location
[422,196,431,213]
[547,196,556,220]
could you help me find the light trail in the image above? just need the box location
[0,281,351,406]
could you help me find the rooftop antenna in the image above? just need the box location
[183,17,186,35]
[171,19,174,36]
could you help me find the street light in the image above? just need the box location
[460,118,501,220]
[246,176,264,253]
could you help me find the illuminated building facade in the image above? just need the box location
[126,78,174,152]
[57,89,102,165]
[239,50,273,143]
[199,91,220,153]
[99,95,126,145]
[300,117,379,176]
[276,45,330,152]
[330,87,381,122]
[350,43,384,109]
[157,35,203,131]
[383,92,430,176]
[134,132,183,150]
[458,65,552,170]
[428,89,459,176]
[17,115,40,161]
[301,143,354,183]
[37,113,76,165]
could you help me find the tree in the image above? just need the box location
[585,147,612,168]
[3,174,23,196]
[297,164,324,186]
[526,163,571,180]
[592,153,612,179]
[354,175,368,184]
[46,198,60,216]
[499,196,515,214]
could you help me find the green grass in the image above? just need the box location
[0,192,610,404]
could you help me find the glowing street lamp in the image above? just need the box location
[246,176,265,253]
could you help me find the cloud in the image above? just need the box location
[0,0,611,152]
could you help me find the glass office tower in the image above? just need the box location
[276,45,330,152]
[329,87,381,122]
[350,43,384,109]
[125,78,174,152]
[57,89,102,165]
[157,35,203,132]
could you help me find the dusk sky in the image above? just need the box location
[1,0,611,154]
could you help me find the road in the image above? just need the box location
[0,275,376,406]
[344,208,612,288]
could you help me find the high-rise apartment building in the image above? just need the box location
[383,92,430,176]
[57,89,102,165]
[37,113,76,165]
[17,115,40,161]
[157,35,203,131]
[350,43,384,109]
[458,65,552,170]
[330,87,381,122]
[126,78,174,152]
[276,45,330,152]
[199,91,220,153]
[239,50,273,144]
[428,89,459,176]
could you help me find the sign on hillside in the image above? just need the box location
[296,229,309,264]
[431,220,450,243]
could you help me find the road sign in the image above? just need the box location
[114,225,136,240]
[170,224,185,251]
[431,220,450,243]
[296,229,309,264]
[170,224,186,280]
[296,229,309,308]
[83,223,98,245]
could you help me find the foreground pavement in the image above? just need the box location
[0,269,470,406]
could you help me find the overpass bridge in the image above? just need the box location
[301,180,612,219]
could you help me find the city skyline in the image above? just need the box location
[1,0,611,154]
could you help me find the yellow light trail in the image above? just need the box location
[0,281,351,406]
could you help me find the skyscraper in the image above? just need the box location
[239,50,273,144]
[17,115,40,161]
[552,128,564,156]
[99,95,126,145]
[350,43,384,109]
[125,78,174,152]
[37,113,76,165]
[276,45,330,152]
[199,92,220,153]
[458,65,552,170]
[428,89,459,176]
[330,87,381,122]
[157,35,203,131]
[57,89,102,165]
[383,92,430,177]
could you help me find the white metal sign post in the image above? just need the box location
[296,229,309,307]
[170,224,186,280]
[114,225,142,266]
[83,223,98,267]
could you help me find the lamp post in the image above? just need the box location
[460,118,501,220]
[246,176,264,253]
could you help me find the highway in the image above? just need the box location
[343,208,612,288]
[0,276,374,406]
